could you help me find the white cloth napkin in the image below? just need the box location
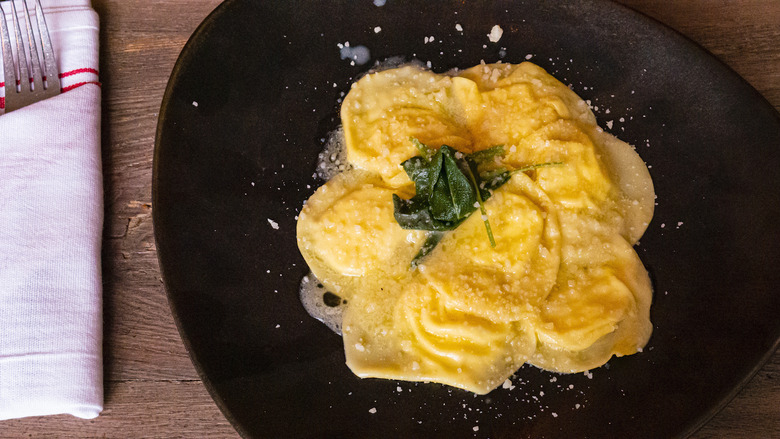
[0,0,102,420]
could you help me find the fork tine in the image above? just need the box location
[1,2,18,104]
[33,0,57,91]
[9,0,30,94]
[1,0,60,112]
[20,0,43,93]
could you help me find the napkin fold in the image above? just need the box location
[0,0,102,420]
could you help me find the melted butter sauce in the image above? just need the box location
[300,127,350,336]
[299,272,347,336]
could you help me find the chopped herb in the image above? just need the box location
[469,144,505,164]
[410,232,445,269]
[410,137,436,160]
[463,159,496,247]
[481,162,563,192]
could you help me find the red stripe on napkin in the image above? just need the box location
[0,68,100,110]
[60,68,100,78]
[61,81,102,93]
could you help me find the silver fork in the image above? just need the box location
[1,0,60,113]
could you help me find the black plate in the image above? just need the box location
[153,0,780,437]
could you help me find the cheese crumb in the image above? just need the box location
[501,378,515,390]
[267,219,279,230]
[487,25,503,43]
[369,407,377,414]
[455,23,463,32]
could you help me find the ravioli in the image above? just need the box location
[296,62,655,394]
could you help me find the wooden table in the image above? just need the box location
[2,0,778,437]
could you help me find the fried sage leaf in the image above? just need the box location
[394,139,561,266]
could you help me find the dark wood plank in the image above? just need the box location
[615,0,780,108]
[97,0,224,383]
[0,0,776,437]
[0,381,238,438]
[611,2,780,434]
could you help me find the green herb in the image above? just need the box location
[410,137,436,160]
[480,162,563,192]
[479,167,511,188]
[410,232,445,269]
[394,138,562,267]
[469,144,505,164]
[392,144,478,232]
[463,159,496,247]
[430,147,477,222]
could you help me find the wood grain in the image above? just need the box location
[1,0,777,437]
